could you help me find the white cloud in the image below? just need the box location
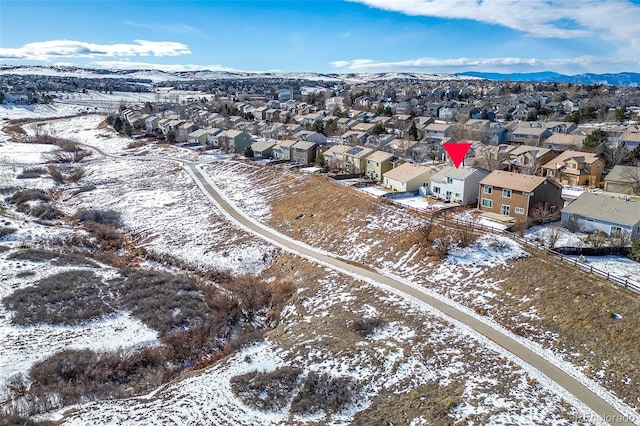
[330,55,638,74]
[124,21,204,35]
[349,0,640,42]
[93,60,236,72]
[0,40,191,61]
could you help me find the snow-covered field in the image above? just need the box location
[50,267,596,426]
[2,106,638,424]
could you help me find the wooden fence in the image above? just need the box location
[395,200,640,294]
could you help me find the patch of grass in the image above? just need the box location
[352,381,463,426]
[231,366,303,410]
[290,372,360,415]
[0,245,10,252]
[71,184,96,196]
[15,271,36,278]
[2,270,116,326]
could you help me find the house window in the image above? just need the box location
[501,205,510,215]
[567,162,576,169]
[446,177,453,184]
[514,207,525,215]
[611,226,622,237]
[484,185,493,194]
[502,189,512,198]
[547,170,554,177]
[455,193,461,198]
[433,186,441,194]
[522,191,532,196]
[481,198,492,208]
[549,205,557,213]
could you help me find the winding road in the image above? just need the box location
[82,142,633,425]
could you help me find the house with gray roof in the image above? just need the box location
[429,166,490,205]
[603,165,640,195]
[561,192,640,238]
[291,141,317,165]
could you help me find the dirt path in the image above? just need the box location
[183,163,634,426]
[75,138,632,425]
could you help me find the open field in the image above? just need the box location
[203,159,640,415]
[1,112,637,424]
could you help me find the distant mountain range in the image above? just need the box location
[457,71,640,86]
[2,65,640,86]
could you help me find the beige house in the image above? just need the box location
[541,150,604,188]
[383,163,437,192]
[544,133,585,151]
[603,165,640,194]
[251,141,277,159]
[322,145,352,172]
[344,146,374,174]
[273,139,297,160]
[365,150,397,182]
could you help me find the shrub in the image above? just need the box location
[0,227,17,239]
[67,167,86,183]
[74,208,123,227]
[351,317,387,337]
[290,372,360,415]
[231,366,303,410]
[2,270,116,326]
[28,346,172,407]
[28,204,63,220]
[629,239,640,262]
[7,189,49,205]
[16,168,46,179]
[116,270,209,336]
[47,165,65,184]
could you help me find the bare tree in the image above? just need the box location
[620,162,640,194]
[545,226,562,249]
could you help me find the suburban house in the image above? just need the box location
[219,130,253,153]
[429,166,490,205]
[544,121,577,134]
[145,116,160,132]
[544,133,585,151]
[508,124,552,146]
[501,146,558,175]
[273,139,297,160]
[177,122,198,142]
[541,150,605,188]
[561,192,640,238]
[365,150,397,182]
[619,131,640,151]
[478,171,563,222]
[344,146,374,174]
[423,123,453,140]
[205,128,225,146]
[291,141,317,165]
[187,129,210,145]
[294,130,327,145]
[603,165,640,194]
[383,163,438,192]
[251,141,277,159]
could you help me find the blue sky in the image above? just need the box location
[1,0,640,74]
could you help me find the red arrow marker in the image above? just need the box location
[443,142,472,168]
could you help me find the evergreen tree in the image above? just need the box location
[583,129,608,151]
[244,145,254,158]
[629,239,640,262]
[408,122,419,141]
[112,116,123,133]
